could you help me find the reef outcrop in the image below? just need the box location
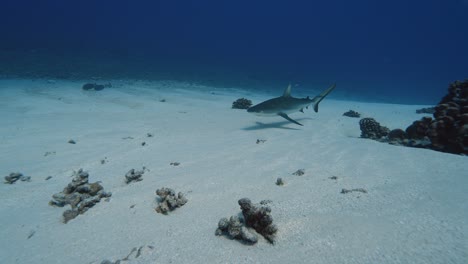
[359,118,390,140]
[358,80,468,155]
[232,98,253,109]
[425,80,468,154]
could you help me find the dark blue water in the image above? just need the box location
[1,0,467,104]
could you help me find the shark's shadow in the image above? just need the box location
[242,118,312,130]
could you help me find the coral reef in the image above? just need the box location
[49,169,112,223]
[125,168,144,184]
[359,118,390,140]
[4,172,30,184]
[388,129,407,141]
[216,198,277,245]
[405,117,433,139]
[350,81,468,154]
[416,107,435,114]
[155,187,188,214]
[360,117,432,148]
[424,80,468,154]
[232,98,253,109]
[343,110,361,118]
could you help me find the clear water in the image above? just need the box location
[1,0,467,104]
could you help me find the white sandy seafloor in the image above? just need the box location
[0,79,466,264]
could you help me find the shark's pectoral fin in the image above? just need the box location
[278,112,303,126]
[300,108,304,113]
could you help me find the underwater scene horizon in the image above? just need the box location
[1,0,467,104]
[1,2,467,263]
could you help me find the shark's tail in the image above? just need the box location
[312,83,336,112]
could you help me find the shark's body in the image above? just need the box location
[247,84,336,126]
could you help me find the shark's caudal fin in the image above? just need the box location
[312,83,336,112]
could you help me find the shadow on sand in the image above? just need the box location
[242,118,312,131]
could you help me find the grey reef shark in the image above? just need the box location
[247,83,336,126]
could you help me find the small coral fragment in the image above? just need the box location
[155,187,188,214]
[49,169,111,223]
[216,198,277,245]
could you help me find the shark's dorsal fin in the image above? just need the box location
[282,84,292,97]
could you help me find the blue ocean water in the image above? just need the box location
[1,0,467,104]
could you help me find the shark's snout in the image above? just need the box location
[247,107,271,117]
[247,106,263,115]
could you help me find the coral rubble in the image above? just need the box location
[239,198,277,244]
[275,178,284,186]
[341,188,367,194]
[215,216,258,244]
[232,98,253,109]
[155,187,188,214]
[82,83,111,91]
[292,169,305,176]
[49,169,112,223]
[343,110,361,118]
[100,245,155,264]
[125,168,144,184]
[4,172,30,184]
